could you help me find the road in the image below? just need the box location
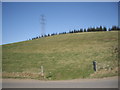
[2,77,118,88]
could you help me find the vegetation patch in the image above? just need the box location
[2,31,118,80]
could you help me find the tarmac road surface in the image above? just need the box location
[2,77,118,88]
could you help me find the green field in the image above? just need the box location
[2,31,118,80]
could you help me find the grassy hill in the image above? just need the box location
[2,31,118,80]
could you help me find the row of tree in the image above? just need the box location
[30,25,120,40]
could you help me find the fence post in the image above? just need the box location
[93,61,97,72]
[41,66,44,76]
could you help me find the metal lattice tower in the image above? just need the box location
[40,14,45,36]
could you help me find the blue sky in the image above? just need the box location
[2,2,118,44]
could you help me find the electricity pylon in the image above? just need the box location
[40,14,45,36]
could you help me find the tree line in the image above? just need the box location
[29,25,120,40]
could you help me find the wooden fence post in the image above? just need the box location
[41,66,44,76]
[93,61,97,72]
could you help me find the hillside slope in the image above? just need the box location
[2,31,118,80]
